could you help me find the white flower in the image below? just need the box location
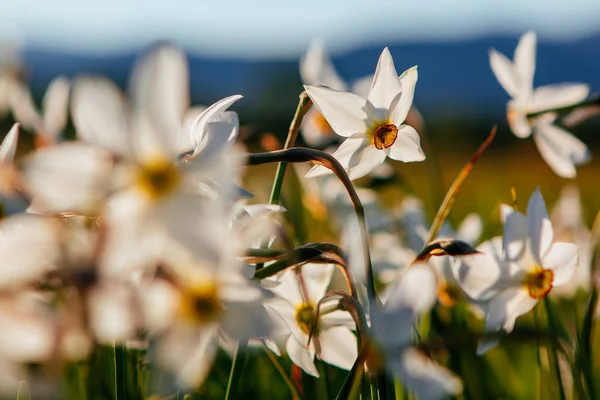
[370,264,463,399]
[489,31,590,178]
[304,47,424,180]
[451,189,578,353]
[266,263,357,376]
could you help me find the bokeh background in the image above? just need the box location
[1,0,599,226]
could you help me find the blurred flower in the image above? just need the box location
[550,185,592,297]
[489,31,590,178]
[451,189,578,353]
[304,48,424,180]
[369,263,463,399]
[266,264,357,376]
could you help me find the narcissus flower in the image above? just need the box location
[490,31,590,178]
[266,264,357,376]
[304,47,424,180]
[451,189,578,353]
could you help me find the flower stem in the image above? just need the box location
[225,341,248,400]
[526,93,600,119]
[543,297,566,400]
[263,344,304,400]
[268,91,312,206]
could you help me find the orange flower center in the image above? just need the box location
[137,159,181,199]
[523,267,554,299]
[371,124,398,150]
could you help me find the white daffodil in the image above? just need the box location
[451,189,578,354]
[0,123,19,196]
[139,240,272,390]
[369,264,463,400]
[65,44,244,275]
[266,264,357,376]
[489,31,590,178]
[304,47,424,180]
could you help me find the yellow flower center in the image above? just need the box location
[523,266,554,299]
[438,282,462,307]
[369,123,398,150]
[295,303,318,335]
[137,159,181,199]
[179,280,222,324]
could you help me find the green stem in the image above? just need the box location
[526,94,600,119]
[268,91,312,205]
[543,297,566,400]
[225,341,248,400]
[114,343,126,400]
[263,344,304,400]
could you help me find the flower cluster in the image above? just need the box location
[0,31,596,400]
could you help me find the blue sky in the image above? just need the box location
[2,0,600,59]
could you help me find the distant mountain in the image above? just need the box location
[21,34,600,123]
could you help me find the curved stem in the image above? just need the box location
[247,148,376,308]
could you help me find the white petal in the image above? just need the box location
[300,108,334,147]
[367,48,403,111]
[450,244,503,301]
[190,95,242,157]
[304,85,368,138]
[304,136,368,179]
[71,77,132,156]
[129,44,189,155]
[346,145,387,180]
[41,76,70,137]
[530,83,589,113]
[487,288,536,337]
[317,326,357,370]
[542,242,578,287]
[0,215,59,288]
[391,66,418,125]
[489,49,519,97]
[7,82,43,133]
[301,263,334,304]
[22,143,113,214]
[532,122,590,178]
[178,105,207,154]
[502,206,528,262]
[0,123,19,165]
[388,348,463,400]
[514,31,537,94]
[507,100,532,138]
[457,213,483,245]
[88,283,135,344]
[386,124,425,162]
[270,269,304,306]
[286,335,319,377]
[526,189,553,263]
[191,111,239,161]
[300,40,346,90]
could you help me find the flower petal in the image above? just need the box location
[367,48,403,111]
[190,95,243,157]
[387,348,463,400]
[71,77,132,156]
[450,239,503,301]
[489,49,519,97]
[527,189,553,263]
[304,85,368,138]
[390,66,418,126]
[287,335,319,377]
[457,213,483,245]
[0,123,19,165]
[530,83,589,113]
[501,205,528,262]
[346,145,387,180]
[300,40,346,90]
[514,31,536,94]
[532,122,590,178]
[542,242,578,287]
[41,76,70,137]
[301,263,334,304]
[386,124,425,162]
[507,100,532,138]
[317,326,357,370]
[304,136,369,179]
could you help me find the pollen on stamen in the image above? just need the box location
[523,267,554,299]
[137,160,181,199]
[295,303,318,335]
[371,124,398,150]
